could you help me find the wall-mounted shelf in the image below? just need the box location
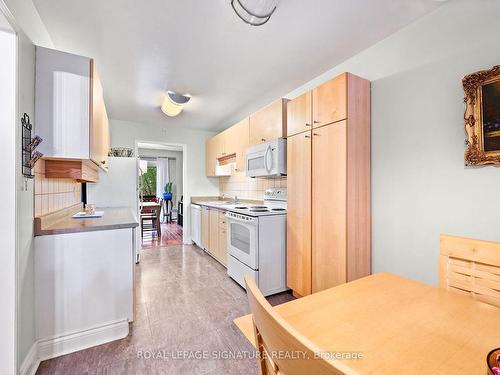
[21,113,43,178]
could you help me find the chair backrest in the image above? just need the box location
[439,234,500,307]
[244,277,351,375]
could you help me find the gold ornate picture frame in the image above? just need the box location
[463,65,500,166]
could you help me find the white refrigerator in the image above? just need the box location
[87,156,141,263]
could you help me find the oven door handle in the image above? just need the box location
[226,214,257,224]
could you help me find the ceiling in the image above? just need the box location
[33,0,441,131]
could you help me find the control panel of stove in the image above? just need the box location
[263,188,287,201]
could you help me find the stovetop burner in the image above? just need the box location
[271,208,286,211]
[251,206,268,209]
[234,206,248,209]
[250,208,270,212]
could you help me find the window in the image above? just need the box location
[140,165,157,196]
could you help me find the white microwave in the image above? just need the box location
[245,138,287,178]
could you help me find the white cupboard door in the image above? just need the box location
[36,47,91,159]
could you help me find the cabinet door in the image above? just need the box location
[286,131,312,296]
[225,117,249,172]
[218,227,227,266]
[312,121,347,292]
[209,209,219,256]
[90,63,109,169]
[249,99,286,146]
[312,73,347,128]
[201,206,210,250]
[35,47,91,159]
[205,138,218,177]
[287,91,312,137]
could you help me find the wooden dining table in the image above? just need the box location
[234,272,500,374]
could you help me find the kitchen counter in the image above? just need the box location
[34,205,139,236]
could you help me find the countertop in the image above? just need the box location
[35,206,139,236]
[191,196,263,211]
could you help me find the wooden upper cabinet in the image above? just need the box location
[312,73,347,128]
[225,117,249,172]
[90,63,109,170]
[205,137,218,177]
[287,91,312,137]
[35,47,110,173]
[286,131,312,297]
[249,99,287,146]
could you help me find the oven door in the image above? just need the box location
[226,214,259,270]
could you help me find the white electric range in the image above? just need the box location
[225,188,287,296]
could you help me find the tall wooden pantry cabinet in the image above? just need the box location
[286,72,371,297]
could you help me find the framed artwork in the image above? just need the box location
[463,65,500,166]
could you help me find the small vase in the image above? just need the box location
[163,192,172,200]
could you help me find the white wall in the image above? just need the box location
[110,119,219,242]
[287,0,500,286]
[0,18,17,375]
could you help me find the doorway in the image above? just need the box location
[136,141,185,247]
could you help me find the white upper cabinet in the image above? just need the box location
[35,47,110,169]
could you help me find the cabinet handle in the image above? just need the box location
[100,160,106,164]
[305,135,311,138]
[313,133,320,136]
[261,138,266,142]
[313,120,320,124]
[305,123,311,126]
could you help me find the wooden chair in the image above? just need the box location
[244,277,352,375]
[439,234,500,308]
[140,201,161,238]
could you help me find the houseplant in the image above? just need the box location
[163,182,173,201]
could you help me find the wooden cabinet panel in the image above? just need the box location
[218,227,228,266]
[201,206,210,250]
[249,99,287,146]
[287,91,312,137]
[312,121,347,292]
[225,117,249,172]
[286,131,312,296]
[44,159,99,183]
[205,137,218,177]
[312,73,347,128]
[209,209,219,255]
[90,63,109,170]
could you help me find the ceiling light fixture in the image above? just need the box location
[231,0,279,26]
[161,91,191,117]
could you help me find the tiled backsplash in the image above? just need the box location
[34,159,82,217]
[219,172,286,201]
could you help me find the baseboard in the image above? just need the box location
[37,320,129,361]
[19,342,40,375]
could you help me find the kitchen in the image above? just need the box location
[2,1,500,375]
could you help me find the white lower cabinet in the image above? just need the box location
[34,228,134,359]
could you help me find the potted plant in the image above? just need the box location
[163,182,173,201]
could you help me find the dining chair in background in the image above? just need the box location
[140,200,162,238]
[244,277,351,375]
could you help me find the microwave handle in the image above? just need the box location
[264,145,272,173]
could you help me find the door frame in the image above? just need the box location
[0,2,18,373]
[134,140,188,244]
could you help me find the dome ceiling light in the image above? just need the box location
[231,0,280,26]
[161,91,191,117]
